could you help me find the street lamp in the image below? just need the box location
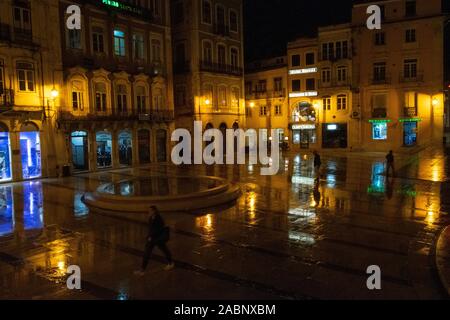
[51,88,59,100]
[432,98,439,106]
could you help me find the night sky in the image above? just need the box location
[244,0,355,62]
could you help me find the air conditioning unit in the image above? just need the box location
[351,111,361,119]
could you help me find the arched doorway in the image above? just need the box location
[96,131,112,168]
[118,131,133,166]
[156,129,167,163]
[138,129,151,164]
[71,131,89,171]
[20,122,41,179]
[0,123,12,182]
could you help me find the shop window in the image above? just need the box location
[71,131,89,171]
[96,131,112,168]
[118,131,133,166]
[20,123,41,179]
[0,127,12,182]
[403,122,417,146]
[372,122,388,140]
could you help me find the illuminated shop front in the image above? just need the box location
[400,119,420,147]
[96,131,112,168]
[0,185,14,237]
[322,123,348,148]
[370,120,391,141]
[0,124,12,182]
[71,131,89,171]
[118,131,132,166]
[290,102,317,149]
[138,129,151,164]
[19,123,41,180]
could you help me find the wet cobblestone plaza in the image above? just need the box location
[0,147,449,300]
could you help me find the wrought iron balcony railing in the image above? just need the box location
[58,110,175,123]
[199,60,243,76]
[0,89,14,111]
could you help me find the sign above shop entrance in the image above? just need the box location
[292,124,316,130]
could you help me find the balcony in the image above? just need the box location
[0,23,11,41]
[199,61,243,76]
[399,72,424,83]
[372,108,387,118]
[214,24,230,37]
[246,89,286,100]
[318,52,351,62]
[0,89,14,112]
[319,79,351,88]
[13,27,32,43]
[370,75,391,85]
[58,110,175,123]
[403,107,418,117]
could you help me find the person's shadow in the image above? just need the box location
[385,177,394,199]
[313,181,321,207]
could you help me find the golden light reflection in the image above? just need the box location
[248,192,257,220]
[425,211,436,225]
[196,214,214,232]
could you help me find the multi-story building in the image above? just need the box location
[171,0,245,137]
[352,0,445,151]
[245,0,446,153]
[286,37,320,150]
[317,24,355,150]
[0,0,64,183]
[58,0,175,173]
[245,56,288,144]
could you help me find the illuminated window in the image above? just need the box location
[71,131,89,171]
[372,123,388,140]
[72,80,84,111]
[16,61,35,92]
[323,96,331,111]
[203,84,213,106]
[114,29,126,56]
[337,94,347,110]
[259,106,267,116]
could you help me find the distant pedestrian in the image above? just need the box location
[313,151,322,181]
[135,206,174,276]
[386,150,395,177]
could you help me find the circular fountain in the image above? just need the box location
[83,176,241,219]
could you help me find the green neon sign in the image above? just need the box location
[399,118,422,123]
[368,119,392,123]
[101,0,148,16]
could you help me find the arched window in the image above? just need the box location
[71,131,89,171]
[231,87,240,108]
[218,86,227,107]
[136,85,147,114]
[229,10,238,32]
[203,41,213,64]
[96,131,112,168]
[71,80,85,111]
[94,82,107,112]
[116,84,128,113]
[201,0,212,24]
[118,131,132,166]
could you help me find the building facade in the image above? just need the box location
[0,0,64,183]
[245,56,288,145]
[171,0,245,136]
[58,0,175,173]
[244,0,446,153]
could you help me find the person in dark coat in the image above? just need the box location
[313,150,322,181]
[135,206,174,276]
[386,150,395,177]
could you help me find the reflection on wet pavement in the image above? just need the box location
[0,147,449,300]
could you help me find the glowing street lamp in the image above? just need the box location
[50,88,59,100]
[432,98,439,106]
[205,99,211,105]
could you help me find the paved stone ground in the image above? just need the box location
[0,147,449,300]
